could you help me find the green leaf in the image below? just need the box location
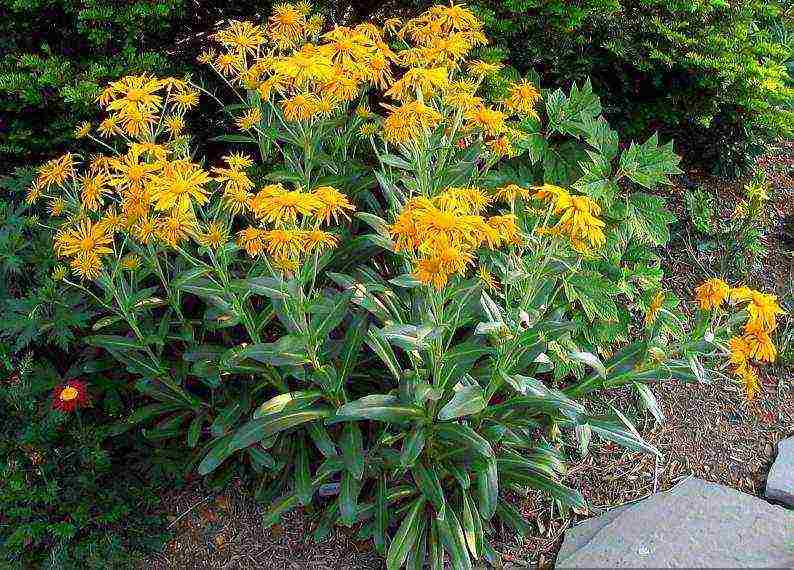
[545,79,602,137]
[331,394,424,424]
[476,459,498,519]
[379,153,414,170]
[374,476,389,554]
[197,435,234,476]
[229,277,289,299]
[401,426,427,468]
[86,334,143,352]
[254,390,323,418]
[340,422,364,480]
[366,327,403,381]
[569,351,606,378]
[309,291,351,340]
[625,192,676,246]
[436,505,472,570]
[496,500,533,538]
[295,438,313,506]
[564,271,620,322]
[230,408,332,452]
[589,412,660,456]
[386,496,426,570]
[619,133,682,190]
[437,386,486,421]
[339,471,361,526]
[412,462,445,515]
[434,423,493,460]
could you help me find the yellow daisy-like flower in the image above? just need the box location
[415,256,449,289]
[742,328,777,363]
[493,183,531,204]
[465,105,506,136]
[156,207,197,247]
[728,336,750,367]
[48,197,67,217]
[131,216,158,244]
[54,219,114,260]
[121,253,142,271]
[311,186,355,225]
[197,221,228,249]
[478,266,499,291]
[251,186,317,225]
[731,286,785,332]
[37,153,76,189]
[74,121,92,138]
[237,226,268,256]
[214,20,265,52]
[304,229,339,254]
[503,80,540,116]
[172,88,200,113]
[236,107,262,131]
[148,160,212,211]
[735,364,760,400]
[382,100,442,144]
[223,152,254,170]
[281,93,321,122]
[263,228,305,260]
[467,60,502,77]
[695,278,730,311]
[69,252,104,280]
[212,165,254,194]
[80,172,113,212]
[268,3,306,46]
[165,115,185,137]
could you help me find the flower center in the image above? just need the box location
[60,386,79,401]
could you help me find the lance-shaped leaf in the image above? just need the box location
[229,276,290,299]
[588,410,661,457]
[330,394,423,424]
[229,408,332,452]
[386,496,426,570]
[254,390,323,419]
[437,385,486,421]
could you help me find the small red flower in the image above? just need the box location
[52,380,90,413]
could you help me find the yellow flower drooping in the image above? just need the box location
[311,186,355,225]
[533,185,605,252]
[382,101,442,144]
[694,278,730,311]
[237,107,262,131]
[730,286,785,332]
[503,80,540,116]
[250,185,318,225]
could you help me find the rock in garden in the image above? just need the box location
[766,436,794,508]
[556,478,794,568]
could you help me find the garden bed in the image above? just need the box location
[146,146,794,569]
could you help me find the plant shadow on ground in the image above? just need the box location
[144,142,794,569]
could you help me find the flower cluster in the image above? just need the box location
[695,278,786,398]
[236,183,354,271]
[202,2,539,157]
[389,187,521,288]
[531,184,607,252]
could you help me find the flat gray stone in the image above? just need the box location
[557,504,631,561]
[766,436,794,508]
[557,478,794,568]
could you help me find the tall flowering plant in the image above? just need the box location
[28,3,779,568]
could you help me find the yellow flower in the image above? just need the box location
[212,165,254,194]
[273,49,334,85]
[237,226,268,256]
[465,105,506,136]
[486,214,523,246]
[172,88,199,113]
[214,53,244,76]
[467,60,502,77]
[742,328,777,363]
[25,182,43,205]
[555,195,606,251]
[281,93,321,122]
[80,172,112,211]
[385,67,449,101]
[322,74,360,102]
[487,136,514,157]
[268,3,306,46]
[100,208,126,234]
[222,186,253,217]
[504,80,540,116]
[236,107,262,131]
[432,187,491,214]
[121,254,142,271]
[493,183,531,204]
[728,336,750,367]
[415,256,449,289]
[54,219,114,260]
[382,100,442,144]
[645,290,665,325]
[214,20,265,52]
[223,152,254,170]
[109,147,162,192]
[104,74,164,115]
[731,287,785,332]
[197,221,228,249]
[165,115,185,137]
[695,278,730,311]
[37,153,76,188]
[74,121,92,138]
[148,160,212,211]
[97,115,123,138]
[48,197,67,217]
[69,252,103,280]
[358,122,379,137]
[263,229,305,259]
[156,208,197,247]
[131,216,158,244]
[304,229,339,254]
[311,186,355,225]
[52,265,67,281]
[251,185,317,225]
[734,364,760,400]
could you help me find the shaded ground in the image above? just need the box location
[146,142,794,569]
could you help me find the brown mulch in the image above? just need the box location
[144,142,794,569]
